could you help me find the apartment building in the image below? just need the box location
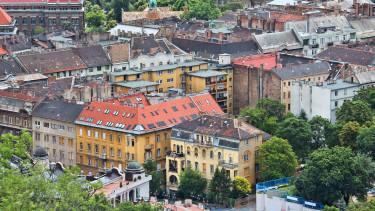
[32,100,84,166]
[0,0,84,35]
[0,7,17,36]
[166,115,265,193]
[75,93,223,174]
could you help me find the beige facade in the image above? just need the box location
[33,117,77,167]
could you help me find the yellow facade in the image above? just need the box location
[166,130,263,191]
[76,125,171,174]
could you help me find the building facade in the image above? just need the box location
[291,80,360,122]
[32,100,84,167]
[166,115,264,192]
[75,93,223,175]
[0,7,17,36]
[0,0,84,36]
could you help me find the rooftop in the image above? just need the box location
[320,79,358,90]
[115,80,158,88]
[315,46,375,66]
[272,61,330,80]
[0,7,12,25]
[32,100,84,123]
[254,30,302,53]
[75,93,223,134]
[232,54,281,70]
[187,70,226,78]
[73,45,111,68]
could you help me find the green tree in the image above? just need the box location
[353,86,375,110]
[172,0,187,10]
[256,98,285,121]
[357,125,375,159]
[111,0,129,22]
[232,176,251,198]
[207,168,231,205]
[182,0,221,20]
[143,159,163,197]
[309,116,332,150]
[258,137,298,181]
[339,121,360,150]
[85,3,107,32]
[336,100,372,125]
[347,201,375,211]
[322,206,340,211]
[275,117,312,159]
[178,167,207,198]
[0,130,31,167]
[240,107,267,129]
[33,26,45,35]
[295,147,375,205]
[115,201,162,211]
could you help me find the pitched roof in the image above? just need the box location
[0,58,25,77]
[351,71,375,84]
[0,7,12,25]
[315,46,375,66]
[75,93,224,134]
[73,45,111,68]
[0,90,39,102]
[288,16,353,34]
[17,49,87,74]
[232,54,281,70]
[254,30,302,53]
[32,100,84,123]
[173,115,263,141]
[106,43,130,64]
[272,61,330,80]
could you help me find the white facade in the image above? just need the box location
[256,192,322,211]
[291,80,360,122]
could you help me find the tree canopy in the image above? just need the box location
[295,147,375,205]
[357,125,375,159]
[207,168,231,205]
[336,100,372,125]
[177,167,207,199]
[232,176,251,198]
[258,137,298,181]
[275,117,312,159]
[182,0,221,20]
[143,159,164,197]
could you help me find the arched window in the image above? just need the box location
[194,148,198,157]
[187,147,191,155]
[218,152,222,160]
[177,145,180,153]
[210,150,214,159]
[173,144,176,152]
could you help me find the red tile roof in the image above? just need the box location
[76,93,224,134]
[0,47,8,56]
[0,7,12,25]
[232,53,281,70]
[0,90,40,102]
[104,93,150,107]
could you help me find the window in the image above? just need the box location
[156,135,160,143]
[158,71,163,75]
[187,147,191,155]
[79,142,83,151]
[195,162,199,171]
[102,132,106,140]
[95,131,99,139]
[87,143,91,153]
[117,149,122,158]
[79,128,83,136]
[35,132,40,141]
[109,133,113,142]
[87,130,91,137]
[117,135,121,144]
[68,139,73,146]
[167,78,174,83]
[210,150,213,159]
[334,90,338,96]
[97,66,102,71]
[88,68,93,72]
[44,134,49,142]
[157,148,161,157]
[202,149,206,158]
[335,101,338,107]
[168,69,173,74]
[218,152,222,160]
[210,165,214,174]
[52,136,56,144]
[44,122,50,128]
[110,147,114,157]
[95,144,99,154]
[243,154,249,161]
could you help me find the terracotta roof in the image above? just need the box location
[232,53,281,70]
[0,47,8,56]
[75,93,223,134]
[17,49,87,74]
[106,43,130,64]
[0,7,12,25]
[0,90,39,102]
[104,93,150,107]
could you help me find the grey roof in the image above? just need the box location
[349,18,375,38]
[288,16,353,34]
[272,61,330,80]
[142,60,206,72]
[110,69,142,76]
[353,71,375,84]
[73,45,111,68]
[254,31,302,53]
[315,46,375,66]
[0,58,25,77]
[115,80,158,88]
[32,100,84,123]
[188,70,226,78]
[320,79,358,90]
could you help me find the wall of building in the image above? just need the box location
[32,117,76,166]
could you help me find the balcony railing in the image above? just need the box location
[145,144,153,151]
[166,151,185,158]
[219,160,238,169]
[193,139,213,147]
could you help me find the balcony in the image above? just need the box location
[219,160,238,169]
[145,144,154,151]
[166,151,185,158]
[310,43,319,48]
[193,139,213,148]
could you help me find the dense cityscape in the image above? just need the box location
[0,0,375,210]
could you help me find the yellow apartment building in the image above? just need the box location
[166,115,265,192]
[75,93,224,174]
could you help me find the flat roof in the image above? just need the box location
[142,60,207,72]
[187,70,227,78]
[115,80,158,88]
[110,69,141,76]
